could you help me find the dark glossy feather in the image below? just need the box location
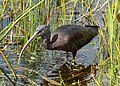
[49,25,98,52]
[19,25,99,60]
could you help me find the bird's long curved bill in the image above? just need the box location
[18,31,38,64]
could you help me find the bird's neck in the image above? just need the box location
[42,34,51,49]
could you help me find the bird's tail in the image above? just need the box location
[85,25,99,28]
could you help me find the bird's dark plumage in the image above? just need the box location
[19,25,99,60]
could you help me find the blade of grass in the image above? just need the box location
[23,0,28,44]
[40,75,60,86]
[107,3,113,86]
[61,0,66,25]
[59,71,65,86]
[0,49,17,81]
[68,0,78,23]
[0,0,44,42]
[0,67,15,86]
[0,0,9,20]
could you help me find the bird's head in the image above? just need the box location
[18,24,50,61]
[36,25,50,37]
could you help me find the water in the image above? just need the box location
[0,34,99,85]
[0,0,103,85]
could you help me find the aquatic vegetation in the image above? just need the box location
[0,0,120,86]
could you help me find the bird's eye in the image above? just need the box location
[45,27,47,30]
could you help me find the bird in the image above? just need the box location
[19,24,99,60]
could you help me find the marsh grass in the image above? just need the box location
[96,0,120,86]
[0,0,120,85]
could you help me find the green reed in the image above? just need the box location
[61,0,66,25]
[0,68,15,86]
[97,0,120,86]
[0,0,44,41]
[0,49,17,85]
[0,0,120,85]
[0,0,45,85]
[22,0,28,44]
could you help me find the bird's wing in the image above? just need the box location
[50,32,69,50]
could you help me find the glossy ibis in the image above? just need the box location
[19,25,99,60]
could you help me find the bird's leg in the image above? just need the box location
[66,51,69,60]
[72,51,77,60]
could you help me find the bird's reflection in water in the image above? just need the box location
[42,61,99,86]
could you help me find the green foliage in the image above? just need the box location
[0,0,120,85]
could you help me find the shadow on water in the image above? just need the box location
[8,39,98,85]
[0,33,99,85]
[41,61,99,86]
